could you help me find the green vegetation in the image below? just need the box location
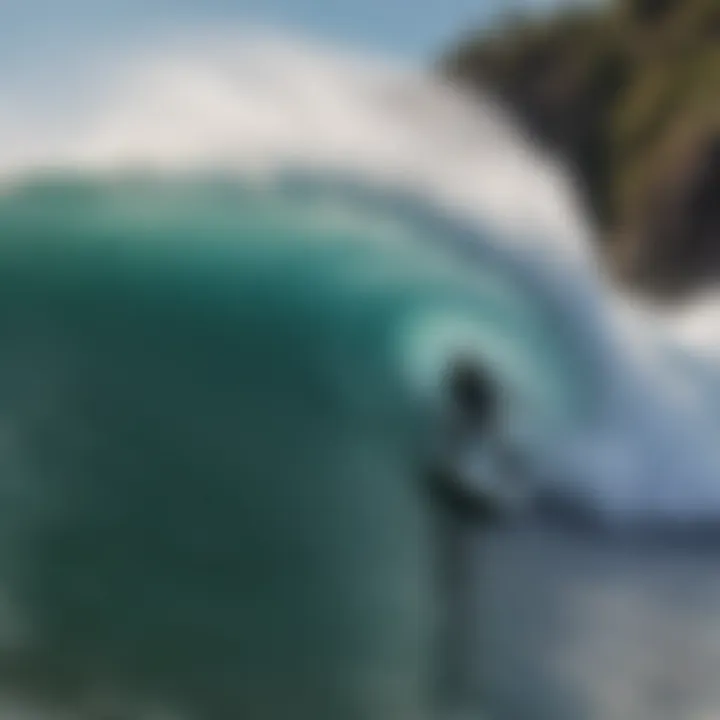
[441,0,720,298]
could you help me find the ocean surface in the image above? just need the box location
[1,31,720,719]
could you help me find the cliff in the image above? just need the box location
[440,0,720,299]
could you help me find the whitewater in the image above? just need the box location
[1,26,720,720]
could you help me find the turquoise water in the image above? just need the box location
[0,175,601,717]
[3,26,720,716]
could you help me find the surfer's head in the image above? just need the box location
[445,357,496,429]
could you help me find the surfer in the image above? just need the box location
[426,357,526,718]
[426,357,527,519]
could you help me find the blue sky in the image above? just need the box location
[2,0,592,68]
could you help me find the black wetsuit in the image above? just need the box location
[426,466,503,525]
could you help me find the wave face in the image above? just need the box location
[1,28,720,718]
